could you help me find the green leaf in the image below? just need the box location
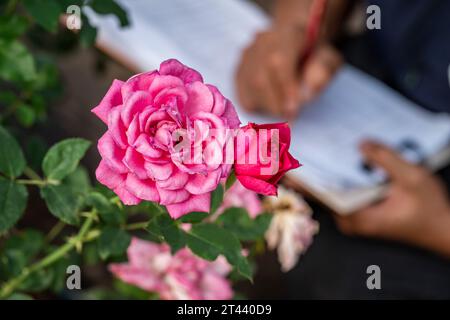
[147,214,185,253]
[210,184,224,214]
[63,166,91,196]
[0,250,27,278]
[0,16,29,39]
[42,138,91,181]
[178,211,208,223]
[3,229,45,256]
[7,293,33,300]
[0,126,26,178]
[79,13,97,47]
[142,201,166,215]
[0,40,36,83]
[113,279,153,300]
[86,192,125,225]
[83,242,101,266]
[0,178,28,232]
[29,62,59,91]
[15,103,35,127]
[231,254,252,282]
[216,207,272,241]
[23,0,63,33]
[0,92,17,105]
[225,171,236,190]
[187,224,252,281]
[40,184,80,225]
[18,268,53,292]
[24,135,47,172]
[0,229,43,277]
[98,226,131,260]
[90,0,130,27]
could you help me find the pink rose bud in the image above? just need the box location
[234,122,301,196]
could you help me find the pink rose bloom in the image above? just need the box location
[92,59,240,218]
[216,180,263,218]
[109,238,233,300]
[234,122,300,196]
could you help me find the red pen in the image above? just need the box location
[286,0,327,119]
[298,0,328,71]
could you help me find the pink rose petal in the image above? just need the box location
[98,132,127,173]
[92,79,124,124]
[125,173,160,202]
[121,91,152,126]
[123,147,148,179]
[166,193,211,219]
[159,59,203,84]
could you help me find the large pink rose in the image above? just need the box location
[92,59,240,218]
[234,122,300,196]
[109,238,233,300]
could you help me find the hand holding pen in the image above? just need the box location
[235,0,342,119]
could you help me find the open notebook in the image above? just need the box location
[86,0,450,214]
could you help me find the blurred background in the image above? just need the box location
[1,0,450,299]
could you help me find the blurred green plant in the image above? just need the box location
[0,0,129,128]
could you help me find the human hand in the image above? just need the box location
[334,141,450,257]
[235,25,342,118]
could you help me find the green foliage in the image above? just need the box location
[79,13,97,47]
[42,138,91,181]
[87,192,125,225]
[210,184,224,213]
[225,170,237,190]
[0,230,44,278]
[23,0,63,33]
[187,224,252,281]
[90,0,130,27]
[147,212,185,253]
[113,279,154,300]
[178,211,208,223]
[216,207,272,241]
[24,135,47,171]
[0,16,29,39]
[0,0,129,130]
[65,166,92,196]
[15,104,35,127]
[0,126,26,178]
[98,226,131,260]
[6,293,33,300]
[40,184,80,225]
[0,178,28,232]
[0,39,36,84]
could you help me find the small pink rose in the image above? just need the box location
[234,122,300,196]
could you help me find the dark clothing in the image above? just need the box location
[287,0,450,299]
[287,199,450,299]
[367,0,450,113]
